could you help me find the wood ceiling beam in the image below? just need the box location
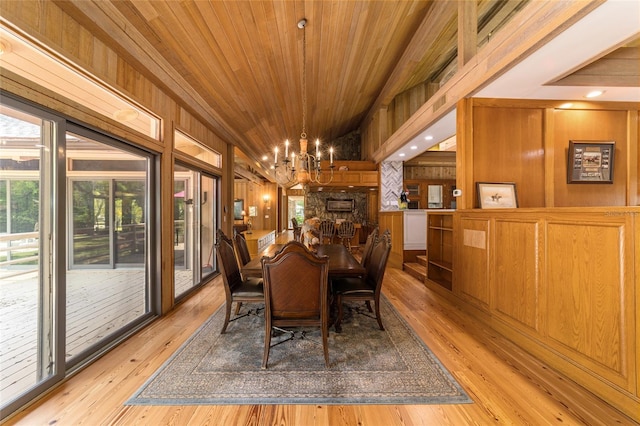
[233,164,265,185]
[457,0,478,69]
[364,1,457,113]
[370,0,604,164]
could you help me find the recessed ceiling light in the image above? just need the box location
[399,153,405,157]
[425,135,434,140]
[410,145,417,150]
[559,102,573,109]
[585,90,604,98]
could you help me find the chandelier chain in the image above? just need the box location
[301,22,307,139]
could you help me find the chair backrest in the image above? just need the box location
[233,232,252,266]
[337,220,355,238]
[319,220,335,243]
[360,227,379,267]
[216,229,243,292]
[291,217,302,240]
[261,241,329,322]
[364,231,391,295]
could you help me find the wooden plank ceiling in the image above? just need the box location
[56,0,524,178]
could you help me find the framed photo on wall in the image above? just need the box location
[476,182,518,209]
[567,140,615,184]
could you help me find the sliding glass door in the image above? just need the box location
[174,164,218,299]
[1,98,157,417]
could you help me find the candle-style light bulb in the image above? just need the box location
[274,146,278,164]
[329,147,334,165]
[315,139,319,157]
[285,139,289,158]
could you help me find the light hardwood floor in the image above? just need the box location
[4,232,637,425]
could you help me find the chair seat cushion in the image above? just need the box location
[232,279,264,297]
[245,276,264,286]
[332,277,374,295]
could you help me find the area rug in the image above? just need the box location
[126,296,472,405]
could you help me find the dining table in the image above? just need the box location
[241,243,365,279]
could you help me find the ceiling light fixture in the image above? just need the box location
[272,18,334,188]
[585,90,604,98]
[425,135,434,140]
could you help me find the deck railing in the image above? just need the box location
[0,232,39,278]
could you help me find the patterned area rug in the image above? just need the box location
[127,296,472,405]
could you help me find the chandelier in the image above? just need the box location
[272,18,334,186]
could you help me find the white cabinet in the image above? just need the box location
[403,210,427,250]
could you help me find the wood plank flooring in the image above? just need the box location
[4,232,638,425]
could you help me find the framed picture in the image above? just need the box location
[567,140,615,183]
[326,199,354,212]
[233,199,244,220]
[476,182,518,209]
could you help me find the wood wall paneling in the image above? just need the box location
[493,218,540,332]
[544,219,632,390]
[455,208,639,421]
[456,217,490,310]
[553,109,628,207]
[377,211,404,269]
[472,106,545,208]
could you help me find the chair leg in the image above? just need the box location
[365,300,373,312]
[235,302,242,315]
[322,319,329,368]
[262,321,272,369]
[335,295,344,333]
[374,299,384,330]
[221,301,232,334]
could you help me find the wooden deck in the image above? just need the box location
[1,267,194,403]
[3,232,637,424]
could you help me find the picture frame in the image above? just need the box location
[567,140,615,184]
[476,182,518,209]
[326,199,354,212]
[233,199,244,220]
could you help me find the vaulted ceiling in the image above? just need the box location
[55,0,527,180]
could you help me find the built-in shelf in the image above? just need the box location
[242,229,275,257]
[427,212,454,291]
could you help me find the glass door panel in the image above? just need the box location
[201,175,215,277]
[114,180,146,266]
[0,106,55,408]
[65,131,149,363]
[174,165,194,298]
[288,195,304,228]
[71,180,111,266]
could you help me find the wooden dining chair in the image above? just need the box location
[291,217,302,242]
[331,231,391,333]
[233,232,264,312]
[360,227,379,268]
[233,232,252,267]
[319,219,335,244]
[216,229,264,334]
[261,241,330,368]
[337,220,356,252]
